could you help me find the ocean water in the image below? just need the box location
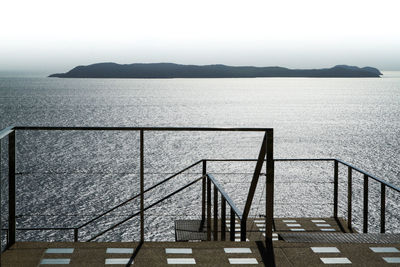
[0,73,399,243]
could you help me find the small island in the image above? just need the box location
[49,63,382,78]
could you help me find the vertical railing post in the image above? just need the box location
[347,166,352,231]
[363,174,368,233]
[243,133,267,221]
[206,176,211,241]
[74,228,78,242]
[221,198,226,241]
[265,130,274,241]
[8,131,16,248]
[333,160,338,218]
[380,183,386,233]
[240,219,246,242]
[230,208,235,241]
[201,160,206,228]
[139,130,144,242]
[213,185,218,240]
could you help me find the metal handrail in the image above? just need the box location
[203,157,399,235]
[202,131,273,242]
[1,227,75,231]
[77,160,203,229]
[0,126,271,247]
[0,160,204,243]
[335,159,400,193]
[6,124,398,243]
[14,126,272,132]
[2,156,398,241]
[204,131,274,242]
[205,158,333,162]
[205,172,249,242]
[2,174,203,242]
[207,174,242,219]
[0,126,273,249]
[0,126,14,140]
[205,158,400,192]
[87,176,203,241]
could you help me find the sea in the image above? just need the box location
[0,72,399,244]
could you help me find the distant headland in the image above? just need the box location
[49,63,382,78]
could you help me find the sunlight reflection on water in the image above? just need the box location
[0,75,399,242]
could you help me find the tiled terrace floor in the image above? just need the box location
[1,218,399,266]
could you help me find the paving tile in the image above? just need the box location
[320,257,351,264]
[41,258,71,264]
[370,247,400,253]
[45,248,74,254]
[224,248,252,253]
[165,248,193,254]
[311,247,340,253]
[316,224,331,227]
[105,258,133,264]
[167,258,196,264]
[106,248,134,254]
[311,219,326,223]
[228,258,258,264]
[383,257,400,263]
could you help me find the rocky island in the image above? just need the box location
[49,63,382,78]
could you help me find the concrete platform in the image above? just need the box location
[1,218,399,266]
[2,240,400,266]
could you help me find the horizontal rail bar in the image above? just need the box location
[4,125,397,193]
[204,158,335,162]
[205,158,399,192]
[1,227,75,231]
[275,158,335,162]
[78,160,202,229]
[207,174,242,219]
[87,176,203,242]
[336,159,400,193]
[0,126,14,140]
[13,126,272,132]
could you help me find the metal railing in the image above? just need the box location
[1,125,399,251]
[204,158,400,235]
[276,158,400,233]
[0,126,273,249]
[86,175,204,242]
[77,160,203,241]
[334,159,400,233]
[206,173,242,241]
[201,131,274,242]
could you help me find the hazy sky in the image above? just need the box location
[1,0,400,74]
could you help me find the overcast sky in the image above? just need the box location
[1,0,400,74]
